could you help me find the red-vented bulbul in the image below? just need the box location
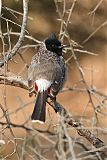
[28,33,67,123]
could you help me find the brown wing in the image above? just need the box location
[51,56,67,97]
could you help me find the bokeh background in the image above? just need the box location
[0,0,107,159]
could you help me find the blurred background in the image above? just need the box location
[0,0,107,159]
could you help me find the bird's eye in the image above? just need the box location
[51,44,55,47]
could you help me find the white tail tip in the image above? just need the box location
[32,120,45,124]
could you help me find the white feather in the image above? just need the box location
[36,79,52,92]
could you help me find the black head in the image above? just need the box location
[45,33,63,56]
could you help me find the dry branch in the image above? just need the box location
[0,69,28,90]
[0,0,29,67]
[0,70,107,158]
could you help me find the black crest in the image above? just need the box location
[45,33,62,56]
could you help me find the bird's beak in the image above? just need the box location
[58,44,68,49]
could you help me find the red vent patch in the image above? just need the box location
[34,82,38,91]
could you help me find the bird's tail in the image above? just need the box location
[31,90,48,123]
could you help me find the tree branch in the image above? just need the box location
[0,0,29,67]
[0,69,28,90]
[0,70,107,157]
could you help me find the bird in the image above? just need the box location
[28,33,67,123]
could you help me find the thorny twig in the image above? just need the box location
[0,0,107,159]
[55,0,100,125]
[0,0,29,67]
[0,71,107,157]
[82,20,107,44]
